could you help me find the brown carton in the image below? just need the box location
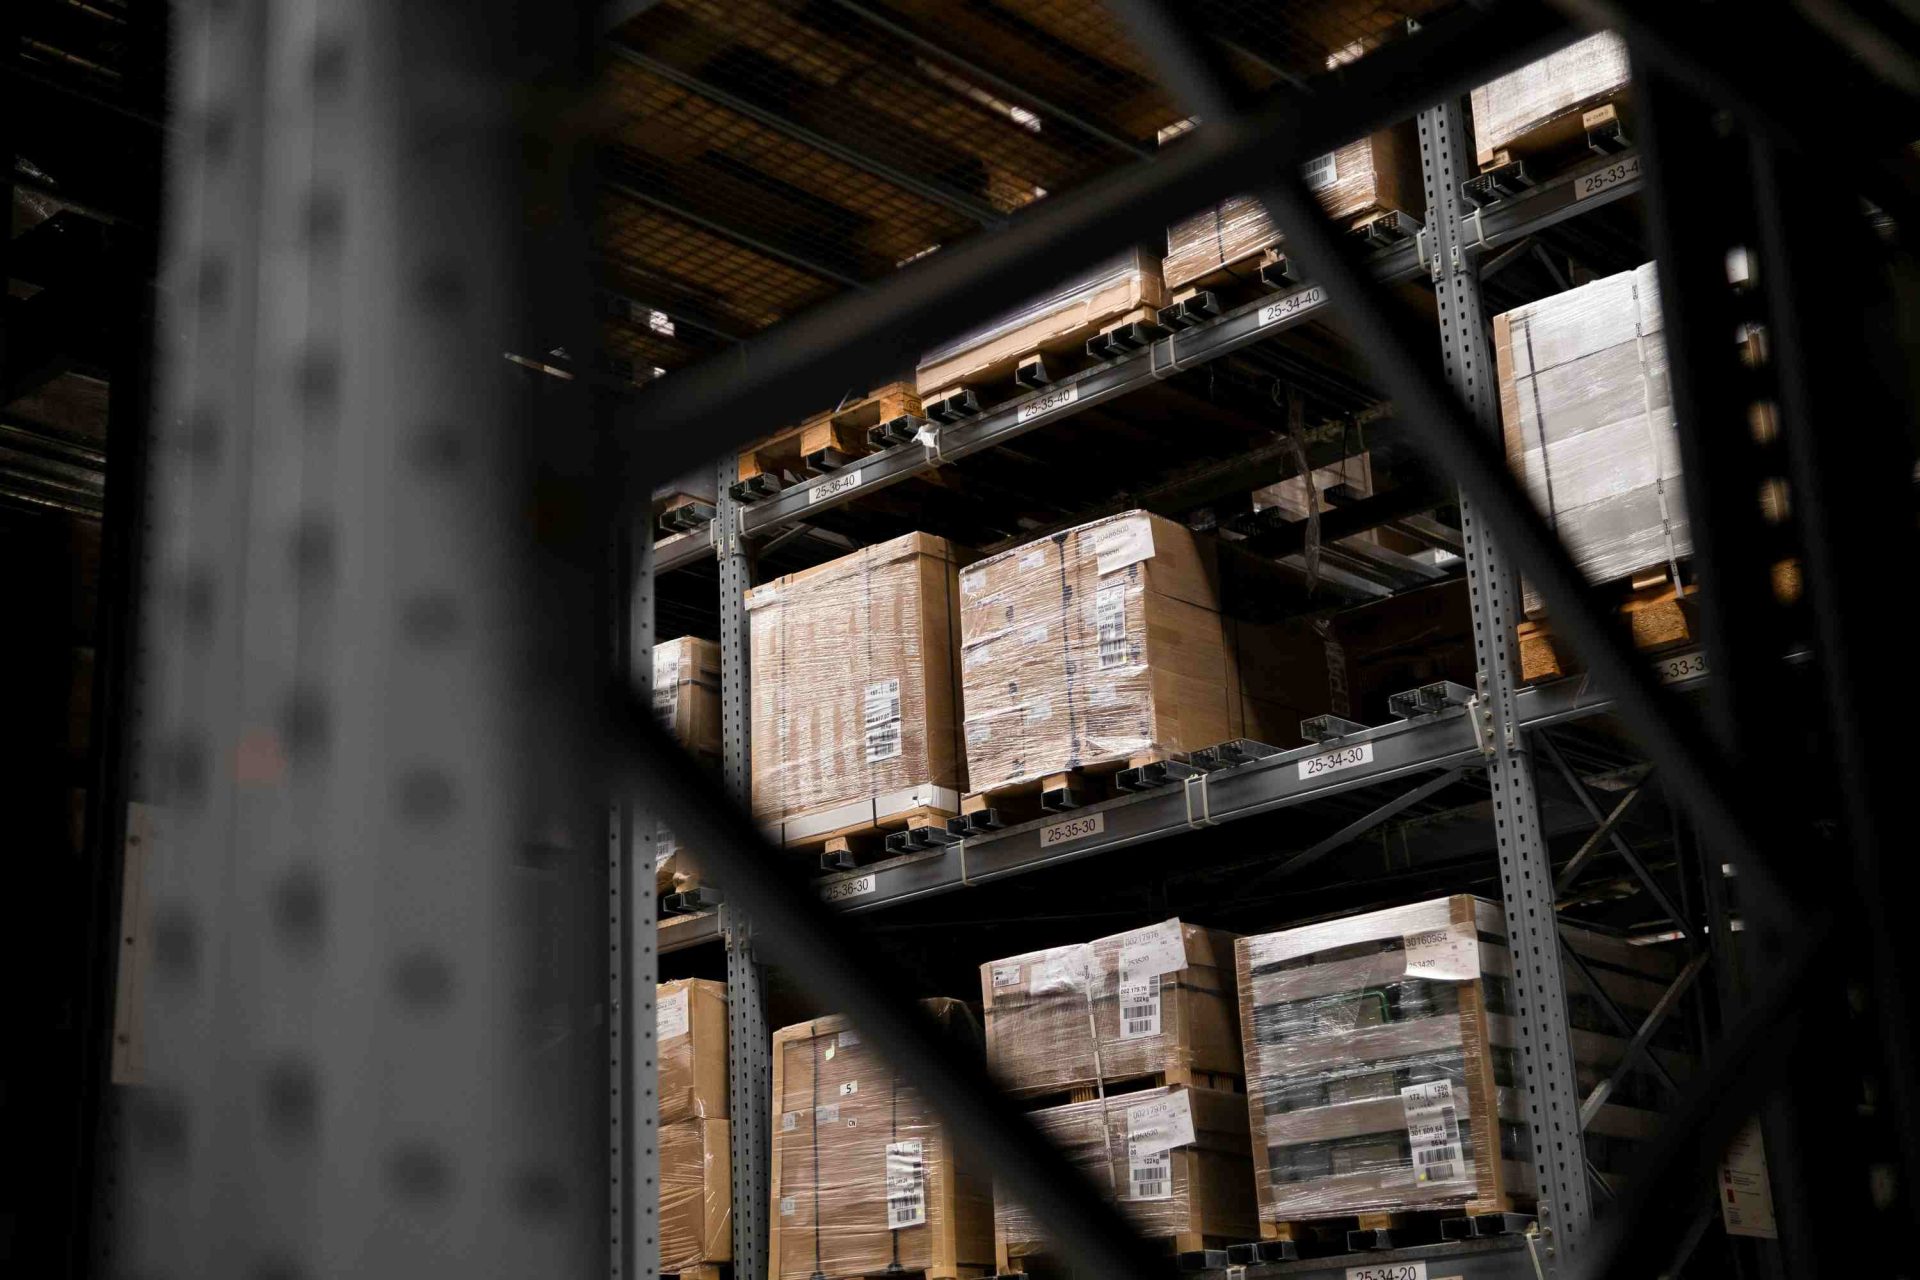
[770,1001,995,1280]
[659,978,728,1126]
[654,636,722,762]
[661,1117,732,1272]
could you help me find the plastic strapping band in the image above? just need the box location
[957,838,971,887]
[1183,773,1214,828]
[913,421,944,465]
[1147,334,1199,382]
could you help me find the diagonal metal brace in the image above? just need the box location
[1558,932,1685,1100]
[1541,733,1696,941]
[1552,779,1647,896]
[1578,950,1708,1128]
[1258,767,1470,885]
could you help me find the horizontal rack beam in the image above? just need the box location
[652,148,1645,575]
[657,645,1705,952]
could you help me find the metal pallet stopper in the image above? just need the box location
[1299,713,1370,743]
[1462,159,1533,206]
[868,414,927,449]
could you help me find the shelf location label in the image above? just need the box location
[1655,649,1708,684]
[1259,285,1325,328]
[821,873,876,903]
[1575,153,1641,201]
[1017,382,1080,425]
[1299,741,1373,780]
[1345,1256,1428,1280]
[1038,811,1105,848]
[808,468,863,504]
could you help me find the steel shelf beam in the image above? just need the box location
[654,652,1707,950]
[650,148,1644,575]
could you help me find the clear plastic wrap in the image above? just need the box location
[915,248,1166,393]
[1235,897,1516,1221]
[770,1001,994,1280]
[980,919,1241,1097]
[659,978,729,1125]
[662,1117,732,1272]
[1163,132,1416,291]
[1235,897,1683,1224]
[747,533,966,830]
[1497,263,1687,609]
[959,512,1229,792]
[1470,32,1630,163]
[993,1086,1258,1258]
[655,823,701,899]
[654,636,722,762]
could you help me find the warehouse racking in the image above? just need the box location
[106,4,1918,1280]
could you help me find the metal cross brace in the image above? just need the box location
[1540,733,1695,942]
[1256,766,1470,885]
[1557,935,1684,1101]
[1577,951,1708,1128]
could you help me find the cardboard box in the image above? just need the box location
[959,512,1229,792]
[1470,32,1631,167]
[662,1117,732,1272]
[654,636,722,762]
[747,533,966,832]
[660,978,728,1126]
[980,919,1242,1098]
[1234,897,1681,1227]
[771,1002,995,1280]
[994,1086,1258,1263]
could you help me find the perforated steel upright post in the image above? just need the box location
[1418,96,1593,1267]
[716,454,770,1280]
[122,3,604,1275]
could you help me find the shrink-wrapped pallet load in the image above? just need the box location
[1470,31,1631,167]
[1235,897,1681,1230]
[1495,262,1687,610]
[659,979,731,1274]
[979,919,1241,1098]
[747,533,966,843]
[958,511,1229,794]
[770,1002,995,1280]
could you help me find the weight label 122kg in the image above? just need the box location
[1039,811,1105,848]
[1299,741,1373,780]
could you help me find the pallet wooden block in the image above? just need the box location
[748,532,967,853]
[1234,896,1684,1235]
[993,1086,1258,1273]
[1515,573,1700,684]
[736,381,922,487]
[770,1004,996,1280]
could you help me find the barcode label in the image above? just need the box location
[1302,151,1339,192]
[780,1196,797,1217]
[814,1103,839,1124]
[1128,1140,1172,1201]
[652,655,679,715]
[992,963,1022,988]
[1097,583,1128,669]
[864,678,902,762]
[657,989,689,1040]
[886,1139,928,1229]
[1118,972,1162,1039]
[1401,1080,1466,1186]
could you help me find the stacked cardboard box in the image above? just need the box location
[770,1001,995,1280]
[1163,129,1421,291]
[1234,897,1680,1230]
[980,920,1242,1098]
[993,1086,1259,1268]
[958,512,1229,793]
[747,533,966,842]
[654,636,721,763]
[1470,32,1631,168]
[660,979,730,1273]
[1495,262,1686,609]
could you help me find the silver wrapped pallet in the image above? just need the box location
[1469,31,1631,167]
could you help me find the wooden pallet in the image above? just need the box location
[1516,567,1699,684]
[921,305,1164,423]
[1260,1206,1522,1252]
[664,1266,727,1280]
[734,381,922,495]
[1014,1066,1242,1111]
[1162,207,1423,315]
[655,490,717,536]
[764,796,958,860]
[998,1233,1236,1276]
[952,751,1184,833]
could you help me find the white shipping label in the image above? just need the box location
[991,963,1023,989]
[1301,150,1339,191]
[1126,1090,1197,1155]
[963,641,993,671]
[808,467,863,504]
[1299,741,1373,780]
[838,1030,860,1048]
[652,655,679,712]
[863,679,903,763]
[1402,922,1481,982]
[782,1111,798,1132]
[1117,920,1187,982]
[1259,285,1326,328]
[1096,583,1129,670]
[1016,382,1079,424]
[1094,515,1156,575]
[886,1139,928,1229]
[1574,153,1641,202]
[657,989,690,1041]
[1021,623,1049,645]
[1029,944,1093,995]
[1345,1263,1427,1280]
[1023,697,1053,725]
[1018,549,1047,571]
[824,1042,835,1060]
[815,1103,840,1124]
[1127,1139,1173,1201]
[1718,1118,1779,1238]
[1117,973,1161,1040]
[1038,811,1104,848]
[965,720,992,747]
[1401,1080,1466,1187]
[780,1196,797,1217]
[838,1080,858,1097]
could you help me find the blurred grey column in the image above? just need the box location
[119,2,605,1276]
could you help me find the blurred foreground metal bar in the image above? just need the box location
[621,2,1573,461]
[616,697,1166,1280]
